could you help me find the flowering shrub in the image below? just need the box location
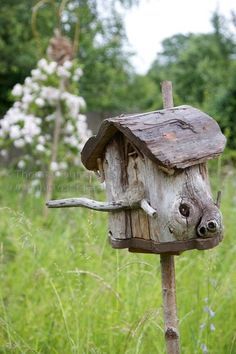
[0,58,91,173]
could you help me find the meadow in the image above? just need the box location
[0,162,235,354]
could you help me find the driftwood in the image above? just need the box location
[46,196,157,217]
[81,106,226,172]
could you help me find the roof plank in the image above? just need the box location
[81,105,226,171]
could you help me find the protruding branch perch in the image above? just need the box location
[46,197,157,217]
[140,199,157,217]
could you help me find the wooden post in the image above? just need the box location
[160,81,180,354]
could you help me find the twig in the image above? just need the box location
[140,199,157,217]
[46,197,157,218]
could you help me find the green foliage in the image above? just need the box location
[147,11,236,148]
[0,0,140,116]
[0,1,37,114]
[0,167,235,353]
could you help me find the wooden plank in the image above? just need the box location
[110,234,222,253]
[103,136,132,240]
[126,151,150,240]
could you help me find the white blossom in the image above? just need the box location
[45,114,55,122]
[73,67,83,81]
[64,135,79,147]
[13,101,21,108]
[62,92,86,118]
[35,97,45,107]
[1,56,90,175]
[24,136,33,144]
[41,86,60,105]
[22,94,33,104]
[14,139,25,148]
[46,61,57,75]
[78,113,87,122]
[36,144,45,152]
[63,60,73,70]
[38,136,46,144]
[50,161,59,171]
[39,59,57,75]
[31,68,42,79]
[78,97,86,109]
[10,125,21,139]
[65,122,74,133]
[38,58,48,68]
[24,77,33,86]
[57,66,71,78]
[18,160,26,169]
[12,84,23,97]
[21,116,41,138]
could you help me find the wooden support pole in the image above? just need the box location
[160,254,180,354]
[160,81,180,354]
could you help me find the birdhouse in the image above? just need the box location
[80,105,226,254]
[46,83,226,352]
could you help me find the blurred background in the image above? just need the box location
[1,0,236,137]
[0,1,236,353]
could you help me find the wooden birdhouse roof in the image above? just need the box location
[81,105,226,171]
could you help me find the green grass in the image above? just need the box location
[0,166,236,353]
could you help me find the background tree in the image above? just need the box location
[0,0,139,116]
[147,11,236,148]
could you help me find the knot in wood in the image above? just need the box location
[125,181,145,204]
[165,326,179,340]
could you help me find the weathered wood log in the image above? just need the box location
[47,198,137,210]
[126,147,151,240]
[103,137,131,240]
[46,196,157,216]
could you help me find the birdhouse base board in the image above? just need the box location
[109,236,222,254]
